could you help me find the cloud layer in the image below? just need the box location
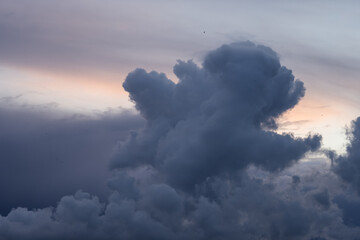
[1,42,360,240]
[0,103,144,215]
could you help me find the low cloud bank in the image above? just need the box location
[0,103,144,215]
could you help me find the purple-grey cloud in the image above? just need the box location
[1,41,360,240]
[0,102,144,215]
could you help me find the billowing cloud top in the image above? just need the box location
[114,41,321,190]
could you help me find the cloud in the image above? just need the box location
[0,0,200,76]
[333,195,360,227]
[331,116,360,229]
[333,117,360,194]
[114,41,321,190]
[3,41,360,240]
[0,103,144,215]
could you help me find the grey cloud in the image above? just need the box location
[292,175,301,185]
[3,42,360,240]
[0,104,144,215]
[114,41,321,190]
[312,189,330,209]
[333,117,360,194]
[333,195,360,227]
[0,0,200,76]
[331,116,360,230]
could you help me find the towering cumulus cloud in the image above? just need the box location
[5,42,351,240]
[113,41,320,189]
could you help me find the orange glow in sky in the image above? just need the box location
[1,67,134,112]
[2,64,357,154]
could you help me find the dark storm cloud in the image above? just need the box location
[3,42,360,240]
[114,41,321,190]
[330,116,360,229]
[312,189,331,209]
[333,195,360,227]
[333,117,360,194]
[0,103,144,215]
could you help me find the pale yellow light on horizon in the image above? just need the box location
[2,67,134,113]
[277,93,359,154]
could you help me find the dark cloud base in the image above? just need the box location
[1,42,360,240]
[0,104,144,215]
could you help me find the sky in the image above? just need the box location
[1,0,360,149]
[1,0,360,152]
[1,1,360,239]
